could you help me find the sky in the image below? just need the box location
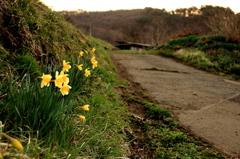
[40,0,240,13]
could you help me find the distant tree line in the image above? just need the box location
[60,6,240,47]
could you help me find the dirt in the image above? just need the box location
[111,53,240,158]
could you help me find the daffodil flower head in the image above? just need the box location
[59,82,72,96]
[84,68,90,77]
[76,64,83,70]
[92,61,98,69]
[60,71,69,84]
[40,73,52,88]
[55,71,65,88]
[91,48,96,53]
[79,51,84,57]
[81,105,89,111]
[91,56,96,64]
[62,60,71,72]
[78,115,86,121]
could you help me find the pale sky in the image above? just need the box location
[40,0,240,13]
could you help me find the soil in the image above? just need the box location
[111,53,240,158]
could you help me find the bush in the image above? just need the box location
[155,44,165,50]
[167,35,200,49]
[194,41,205,49]
[205,35,226,42]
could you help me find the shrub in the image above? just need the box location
[155,44,165,50]
[205,35,226,42]
[167,35,200,49]
[194,41,205,49]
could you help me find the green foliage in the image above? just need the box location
[5,75,75,139]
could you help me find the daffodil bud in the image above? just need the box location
[1,133,24,151]
[10,138,24,150]
[81,105,89,111]
[78,115,86,121]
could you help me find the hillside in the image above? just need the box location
[62,6,240,47]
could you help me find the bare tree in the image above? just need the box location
[150,16,168,47]
[206,10,240,43]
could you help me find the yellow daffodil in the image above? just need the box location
[91,48,96,53]
[81,105,89,111]
[76,64,83,70]
[79,51,84,57]
[60,71,69,84]
[62,60,71,72]
[59,82,72,96]
[78,115,86,121]
[84,68,90,77]
[91,56,96,63]
[92,61,98,69]
[0,153,3,159]
[55,71,65,88]
[40,73,52,88]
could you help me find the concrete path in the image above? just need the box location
[112,53,240,157]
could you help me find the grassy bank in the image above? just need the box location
[155,35,240,80]
[0,1,128,158]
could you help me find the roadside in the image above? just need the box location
[111,52,240,158]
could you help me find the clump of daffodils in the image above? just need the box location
[39,47,97,121]
[39,60,72,96]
